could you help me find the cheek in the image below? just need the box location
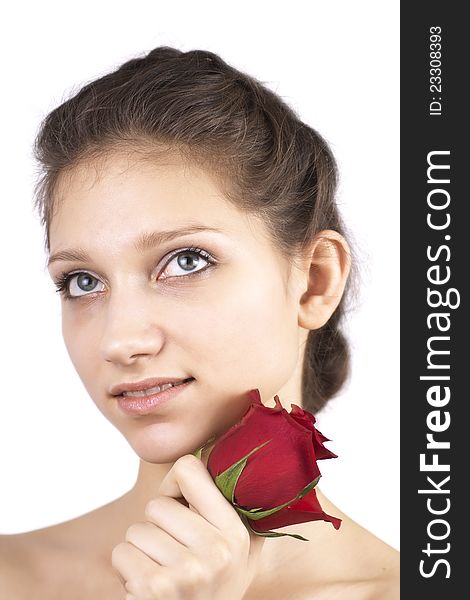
[185,271,299,387]
[61,315,99,390]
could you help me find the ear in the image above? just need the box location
[296,229,351,330]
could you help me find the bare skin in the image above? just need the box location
[0,487,399,599]
[1,150,399,598]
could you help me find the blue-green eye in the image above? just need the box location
[53,272,104,300]
[159,247,213,280]
[53,247,216,301]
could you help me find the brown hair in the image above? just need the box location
[32,46,359,414]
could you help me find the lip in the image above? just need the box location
[110,376,194,397]
[115,378,194,416]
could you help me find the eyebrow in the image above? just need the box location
[47,225,226,267]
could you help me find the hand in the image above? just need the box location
[111,450,266,599]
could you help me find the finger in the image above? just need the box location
[113,541,182,600]
[145,495,224,551]
[125,520,188,567]
[112,540,164,587]
[157,454,241,535]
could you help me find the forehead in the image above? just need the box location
[48,150,282,268]
[50,151,254,239]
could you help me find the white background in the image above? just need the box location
[0,1,399,550]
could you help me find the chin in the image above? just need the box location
[125,427,207,464]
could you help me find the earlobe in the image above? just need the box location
[297,229,351,330]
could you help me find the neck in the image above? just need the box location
[125,458,174,513]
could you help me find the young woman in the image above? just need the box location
[0,46,399,598]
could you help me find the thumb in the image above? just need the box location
[195,435,268,559]
[185,435,220,514]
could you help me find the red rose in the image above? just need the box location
[203,389,341,541]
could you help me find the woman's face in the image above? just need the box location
[48,151,306,462]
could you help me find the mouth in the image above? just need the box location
[117,377,195,399]
[114,377,195,416]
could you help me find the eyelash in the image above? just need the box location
[53,246,216,301]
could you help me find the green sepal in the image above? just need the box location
[213,439,273,503]
[233,474,321,521]
[192,435,217,460]
[193,436,319,542]
[239,513,310,542]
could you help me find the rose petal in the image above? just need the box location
[246,487,342,531]
[208,401,321,509]
[206,388,341,533]
[289,404,337,460]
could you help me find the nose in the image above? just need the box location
[99,286,166,366]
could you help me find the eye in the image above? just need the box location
[53,247,216,300]
[160,247,214,280]
[54,272,104,300]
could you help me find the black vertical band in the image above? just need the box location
[401,3,466,596]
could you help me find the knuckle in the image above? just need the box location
[144,497,165,519]
[144,499,156,519]
[182,556,210,589]
[111,542,128,566]
[125,522,144,543]
[240,525,251,547]
[176,453,200,471]
[209,542,232,573]
[231,522,250,549]
[148,572,177,597]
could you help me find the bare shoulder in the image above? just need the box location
[374,569,400,599]
[0,527,70,590]
[335,504,400,599]
[0,532,37,598]
[293,507,400,600]
[359,550,400,600]
[354,540,400,600]
[359,561,400,600]
[295,564,400,600]
[355,531,400,599]
[0,516,125,600]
